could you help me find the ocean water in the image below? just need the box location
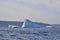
[0,21,60,40]
[0,26,60,40]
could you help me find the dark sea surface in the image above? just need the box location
[0,21,60,40]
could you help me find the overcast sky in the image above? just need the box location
[0,0,60,24]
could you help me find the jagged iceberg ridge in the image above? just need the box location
[0,19,52,28]
[22,19,52,28]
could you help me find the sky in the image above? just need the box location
[0,0,60,24]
